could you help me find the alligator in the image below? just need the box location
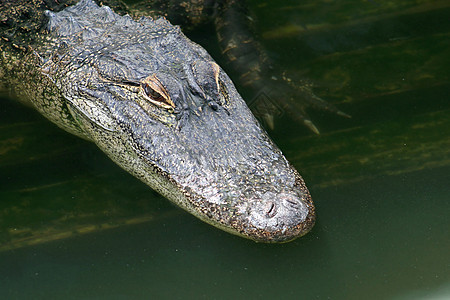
[0,0,315,242]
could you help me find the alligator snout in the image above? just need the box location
[238,190,314,243]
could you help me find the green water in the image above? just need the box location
[1,0,449,299]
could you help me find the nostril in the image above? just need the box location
[285,199,300,208]
[265,201,277,218]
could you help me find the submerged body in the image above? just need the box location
[0,0,315,242]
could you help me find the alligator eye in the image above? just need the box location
[217,78,230,106]
[191,61,230,108]
[140,75,175,110]
[208,63,230,107]
[142,83,165,102]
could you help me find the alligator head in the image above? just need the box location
[40,0,315,242]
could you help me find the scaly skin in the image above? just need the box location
[0,0,315,242]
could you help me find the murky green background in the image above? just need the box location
[1,0,449,299]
